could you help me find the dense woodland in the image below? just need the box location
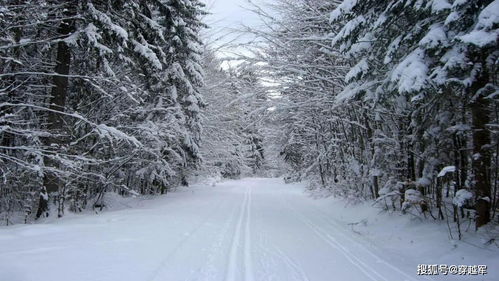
[1,0,208,222]
[1,0,498,239]
[248,0,499,236]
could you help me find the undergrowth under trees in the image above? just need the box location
[247,0,498,236]
[0,0,206,224]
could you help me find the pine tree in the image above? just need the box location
[330,0,498,228]
[0,0,207,223]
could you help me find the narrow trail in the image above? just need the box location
[225,182,255,281]
[0,178,431,281]
[243,185,255,281]
[225,184,252,281]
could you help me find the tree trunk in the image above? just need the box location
[38,3,76,218]
[470,62,491,229]
[373,175,379,199]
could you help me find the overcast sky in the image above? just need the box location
[202,0,262,31]
[201,0,265,56]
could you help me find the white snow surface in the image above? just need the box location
[330,0,359,22]
[419,24,448,49]
[391,48,429,93]
[437,165,456,177]
[453,189,473,207]
[404,189,423,204]
[459,0,499,47]
[345,58,369,83]
[430,0,452,12]
[1,178,497,281]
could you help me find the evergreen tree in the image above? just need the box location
[0,0,207,223]
[330,0,498,228]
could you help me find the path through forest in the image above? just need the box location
[0,178,456,281]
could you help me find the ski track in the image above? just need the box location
[148,188,232,281]
[244,185,255,281]
[257,231,311,281]
[0,178,441,281]
[225,184,255,281]
[285,201,386,281]
[185,188,243,281]
[304,205,432,281]
[281,189,421,281]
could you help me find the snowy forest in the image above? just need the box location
[0,0,498,280]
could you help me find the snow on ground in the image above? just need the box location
[0,178,497,281]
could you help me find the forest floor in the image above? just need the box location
[0,178,497,281]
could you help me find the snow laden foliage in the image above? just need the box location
[247,0,498,235]
[327,0,499,230]
[199,50,268,179]
[0,0,206,224]
[453,189,473,208]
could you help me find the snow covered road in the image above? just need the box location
[0,178,484,281]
